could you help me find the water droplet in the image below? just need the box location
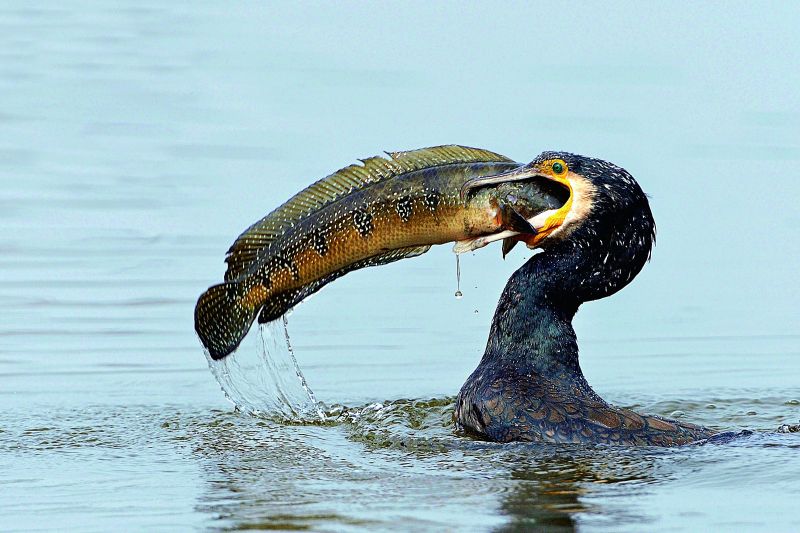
[454,254,463,299]
[474,309,479,314]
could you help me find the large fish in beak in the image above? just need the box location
[195,146,569,360]
[456,160,576,256]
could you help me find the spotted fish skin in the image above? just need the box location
[250,164,515,288]
[195,146,565,360]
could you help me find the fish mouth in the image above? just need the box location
[456,165,572,254]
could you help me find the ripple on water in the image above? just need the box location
[2,391,800,531]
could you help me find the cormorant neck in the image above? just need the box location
[481,200,655,380]
[482,256,581,378]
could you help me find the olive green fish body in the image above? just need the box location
[250,163,509,281]
[196,146,564,359]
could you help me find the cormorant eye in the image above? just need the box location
[552,161,566,175]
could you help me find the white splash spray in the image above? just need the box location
[205,315,325,421]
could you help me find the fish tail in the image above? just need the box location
[194,281,257,360]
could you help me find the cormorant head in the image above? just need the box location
[463,152,655,303]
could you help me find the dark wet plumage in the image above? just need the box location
[454,152,716,445]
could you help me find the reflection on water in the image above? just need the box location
[2,390,799,530]
[179,403,800,531]
[2,1,800,531]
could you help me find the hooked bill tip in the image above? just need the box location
[501,237,519,259]
[499,203,537,235]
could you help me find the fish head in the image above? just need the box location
[455,165,570,255]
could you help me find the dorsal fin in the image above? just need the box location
[224,145,513,281]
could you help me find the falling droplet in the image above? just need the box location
[455,254,463,299]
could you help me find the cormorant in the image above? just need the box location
[454,152,714,445]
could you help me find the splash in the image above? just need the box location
[205,315,325,422]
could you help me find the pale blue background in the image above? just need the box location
[1,2,799,531]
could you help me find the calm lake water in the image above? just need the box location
[2,2,799,531]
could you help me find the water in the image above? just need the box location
[2,2,799,531]
[455,255,463,299]
[206,318,324,421]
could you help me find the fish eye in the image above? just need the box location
[551,161,566,175]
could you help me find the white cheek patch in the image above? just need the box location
[546,176,595,243]
[524,176,596,249]
[528,208,559,230]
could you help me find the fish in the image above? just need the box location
[195,145,567,360]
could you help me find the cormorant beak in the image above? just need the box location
[459,164,542,200]
[457,163,576,254]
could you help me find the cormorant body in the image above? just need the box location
[455,152,715,445]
